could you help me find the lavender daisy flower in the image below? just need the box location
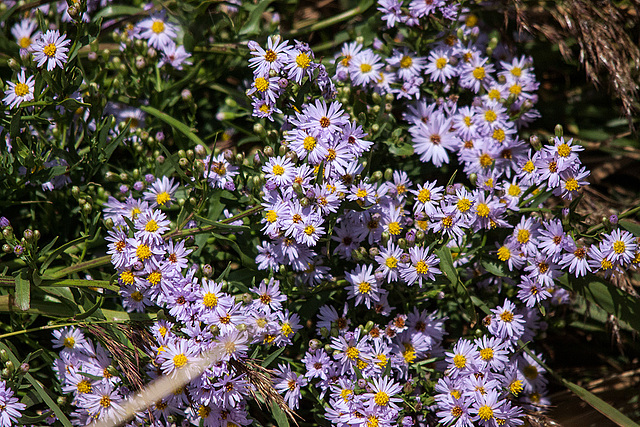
[274,363,308,410]
[32,30,71,71]
[400,246,442,287]
[3,69,35,109]
[11,19,40,57]
[137,12,177,49]
[299,99,348,138]
[249,35,292,75]
[346,264,380,309]
[0,381,26,427]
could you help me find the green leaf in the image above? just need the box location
[238,0,275,36]
[0,342,73,427]
[522,346,640,427]
[212,233,256,267]
[436,247,477,326]
[261,346,286,368]
[269,401,291,427]
[193,214,249,232]
[57,98,91,110]
[157,143,192,184]
[40,235,90,275]
[15,269,30,311]
[481,260,507,277]
[388,142,414,156]
[559,273,640,332]
[91,5,143,21]
[619,219,640,237]
[140,105,205,146]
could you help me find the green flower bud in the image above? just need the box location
[554,124,563,137]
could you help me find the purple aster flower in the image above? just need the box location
[32,30,71,71]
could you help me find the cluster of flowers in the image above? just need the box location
[51,175,307,425]
[247,35,336,120]
[118,10,193,70]
[436,299,552,427]
[50,326,124,424]
[241,12,589,427]
[301,306,446,426]
[377,0,462,27]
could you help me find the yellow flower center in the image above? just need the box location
[376,354,388,367]
[565,178,579,192]
[523,160,535,173]
[296,52,310,68]
[346,346,359,360]
[304,225,315,235]
[147,271,162,286]
[120,270,135,285]
[356,188,368,198]
[374,391,389,406]
[173,353,188,368]
[255,77,269,92]
[145,219,159,232]
[613,240,626,254]
[400,55,413,68]
[417,188,431,203]
[509,84,522,95]
[451,406,463,417]
[259,104,270,114]
[14,82,30,97]
[159,326,168,337]
[508,184,521,196]
[360,63,372,73]
[436,57,447,69]
[358,281,371,295]
[272,164,285,176]
[484,110,497,122]
[19,37,31,48]
[43,43,57,57]
[385,256,398,269]
[476,203,490,217]
[303,135,316,151]
[100,396,111,408]
[492,128,506,143]
[77,379,92,394]
[320,117,331,128]
[497,246,511,261]
[203,292,218,308]
[136,244,152,261]
[488,88,501,100]
[198,405,211,418]
[465,14,478,27]
[281,322,293,336]
[457,198,471,212]
[131,291,144,302]
[453,354,466,369]
[415,260,429,275]
[266,210,277,223]
[388,221,401,235]
[473,66,486,80]
[479,153,494,168]
[151,20,165,34]
[511,67,522,77]
[557,143,571,157]
[156,192,171,206]
[64,336,75,348]
[510,379,523,396]
[500,311,514,322]
[478,405,493,420]
[442,216,453,228]
[479,348,494,360]
[517,229,530,244]
[264,49,277,62]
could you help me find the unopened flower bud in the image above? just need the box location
[19,363,29,373]
[554,124,563,137]
[202,264,213,277]
[309,339,322,351]
[2,244,11,254]
[135,55,146,69]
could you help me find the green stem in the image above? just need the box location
[585,205,640,235]
[44,255,112,280]
[164,205,263,240]
[0,319,124,341]
[285,0,375,37]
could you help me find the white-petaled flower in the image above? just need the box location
[2,70,35,109]
[32,30,71,71]
[11,19,41,57]
[137,12,177,49]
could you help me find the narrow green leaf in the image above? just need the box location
[140,105,205,146]
[481,260,507,277]
[559,273,640,332]
[619,219,640,237]
[269,401,291,427]
[0,342,73,427]
[40,235,90,275]
[212,233,256,267]
[193,214,249,232]
[436,247,477,326]
[239,0,275,36]
[15,269,30,311]
[522,346,640,427]
[91,5,143,21]
[157,143,192,184]
[261,346,286,368]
